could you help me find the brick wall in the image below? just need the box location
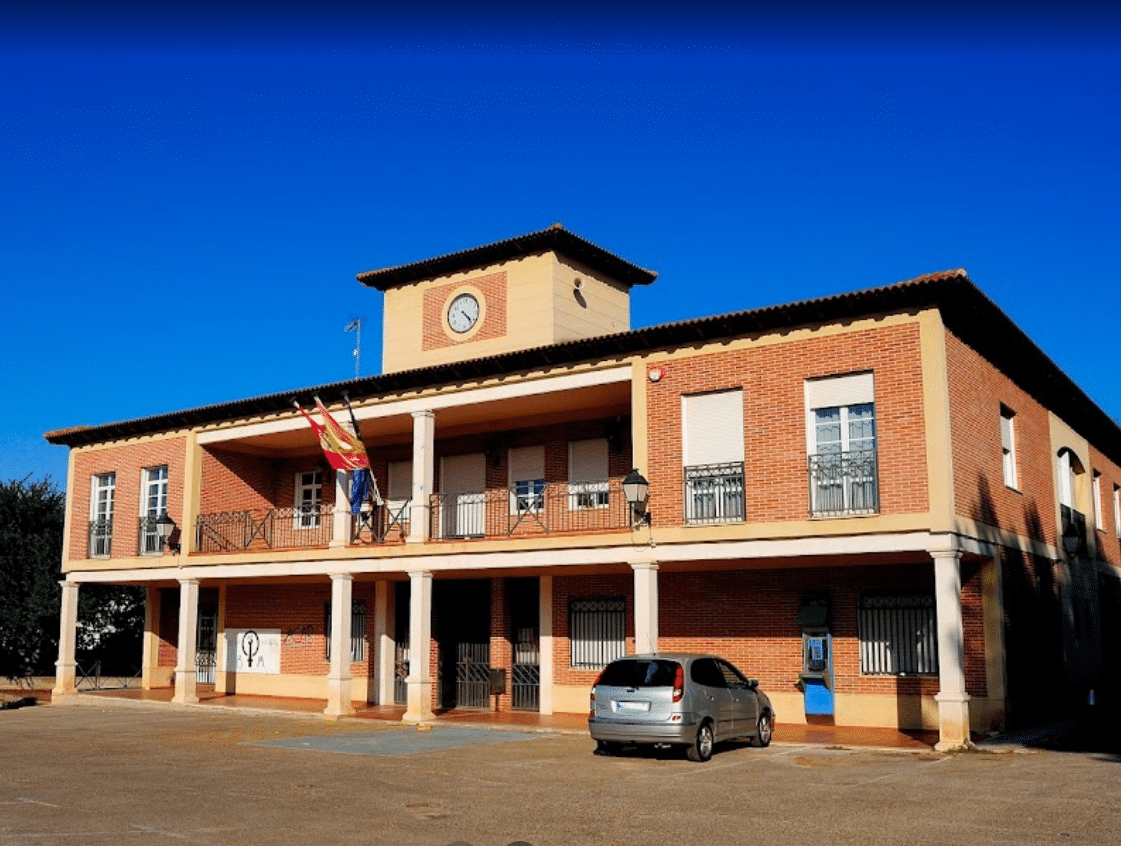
[645,321,929,524]
[552,563,986,700]
[199,448,337,515]
[70,437,186,560]
[422,272,508,351]
[224,583,375,678]
[946,328,1121,566]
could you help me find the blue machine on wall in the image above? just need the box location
[797,599,834,717]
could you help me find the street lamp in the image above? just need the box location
[155,512,179,553]
[623,468,651,527]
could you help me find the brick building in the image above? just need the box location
[46,226,1121,749]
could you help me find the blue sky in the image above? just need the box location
[3,2,1120,488]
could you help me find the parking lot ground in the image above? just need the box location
[66,687,941,750]
[3,703,1120,846]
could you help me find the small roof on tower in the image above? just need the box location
[356,224,658,291]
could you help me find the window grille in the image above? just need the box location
[569,597,626,669]
[858,594,938,675]
[683,462,745,524]
[324,600,367,662]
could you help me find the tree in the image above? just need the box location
[0,477,145,683]
[0,476,65,681]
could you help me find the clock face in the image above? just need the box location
[447,292,481,334]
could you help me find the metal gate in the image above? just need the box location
[511,628,540,711]
[394,641,409,705]
[196,605,217,684]
[509,578,540,711]
[455,641,491,709]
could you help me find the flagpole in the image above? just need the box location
[345,319,362,378]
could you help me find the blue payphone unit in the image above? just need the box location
[797,599,834,717]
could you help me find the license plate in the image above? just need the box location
[614,700,650,712]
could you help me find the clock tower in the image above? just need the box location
[358,225,657,375]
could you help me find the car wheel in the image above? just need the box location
[686,721,715,762]
[751,712,773,748]
[595,740,622,756]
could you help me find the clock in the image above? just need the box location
[447,292,481,334]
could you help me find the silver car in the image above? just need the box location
[588,653,775,762]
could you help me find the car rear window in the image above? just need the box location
[598,659,680,688]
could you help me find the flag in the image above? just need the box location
[295,397,370,472]
[295,397,384,515]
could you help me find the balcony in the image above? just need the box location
[808,450,879,517]
[88,519,112,558]
[195,505,334,553]
[683,462,745,525]
[429,479,630,540]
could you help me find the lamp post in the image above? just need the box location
[623,468,651,527]
[155,512,179,553]
[1061,521,1081,557]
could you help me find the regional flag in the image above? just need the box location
[294,398,371,472]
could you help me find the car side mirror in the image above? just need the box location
[748,679,759,690]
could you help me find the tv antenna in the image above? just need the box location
[344,319,362,378]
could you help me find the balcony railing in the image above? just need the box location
[683,462,745,525]
[195,505,333,553]
[88,519,112,558]
[350,501,411,545]
[430,479,629,539]
[808,449,879,517]
[138,515,162,556]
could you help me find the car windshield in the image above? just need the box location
[598,659,680,688]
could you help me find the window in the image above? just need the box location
[509,445,545,516]
[89,472,116,557]
[295,470,323,529]
[1093,471,1103,531]
[806,373,877,516]
[139,465,168,555]
[568,438,609,509]
[439,453,486,538]
[1000,406,1018,489]
[1114,485,1120,539]
[682,390,745,524]
[386,459,413,526]
[569,597,626,668]
[858,594,938,675]
[324,600,367,662]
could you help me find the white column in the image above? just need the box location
[632,562,660,655]
[324,573,355,717]
[52,580,80,698]
[538,576,554,715]
[408,411,435,544]
[403,570,435,723]
[932,547,972,750]
[141,585,158,691]
[374,580,393,705]
[172,578,200,705]
[330,469,350,547]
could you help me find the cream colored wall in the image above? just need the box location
[381,252,634,373]
[215,671,373,702]
[918,309,956,533]
[549,256,631,344]
[1049,412,1093,541]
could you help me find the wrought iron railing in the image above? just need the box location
[683,462,745,525]
[195,505,333,553]
[75,661,142,691]
[808,449,879,517]
[350,501,411,545]
[428,478,629,540]
[138,515,162,556]
[88,519,112,558]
